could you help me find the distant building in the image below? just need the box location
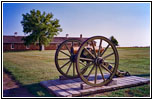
[3,34,88,52]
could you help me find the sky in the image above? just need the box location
[3,2,151,47]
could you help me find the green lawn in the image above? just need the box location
[3,47,150,97]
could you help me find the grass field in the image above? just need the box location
[3,47,150,97]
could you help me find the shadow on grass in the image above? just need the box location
[3,83,56,97]
[24,83,56,97]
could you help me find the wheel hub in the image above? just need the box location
[94,57,104,66]
[70,54,76,62]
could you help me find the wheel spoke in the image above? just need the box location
[58,58,70,60]
[98,66,105,81]
[84,48,95,58]
[78,42,81,46]
[100,44,110,57]
[98,39,102,57]
[60,60,71,69]
[79,61,86,67]
[111,62,115,64]
[105,62,115,65]
[60,50,70,57]
[103,52,114,59]
[66,62,72,75]
[72,41,74,48]
[91,40,96,56]
[73,62,75,76]
[80,62,94,73]
[71,41,74,55]
[94,65,98,84]
[65,44,71,54]
[87,64,95,79]
[101,65,112,74]
[80,57,94,62]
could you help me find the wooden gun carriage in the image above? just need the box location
[55,36,130,87]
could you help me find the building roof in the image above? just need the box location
[3,36,24,43]
[3,35,88,44]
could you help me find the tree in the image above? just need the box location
[110,36,119,46]
[21,9,62,51]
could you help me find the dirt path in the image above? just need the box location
[3,71,34,97]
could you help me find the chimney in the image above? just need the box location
[80,34,82,39]
[66,34,69,38]
[14,32,17,37]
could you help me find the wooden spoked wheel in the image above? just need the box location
[76,36,119,87]
[55,39,82,78]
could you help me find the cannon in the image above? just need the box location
[55,36,130,87]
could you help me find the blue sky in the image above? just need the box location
[3,3,151,47]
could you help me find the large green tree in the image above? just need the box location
[21,9,62,51]
[110,36,119,46]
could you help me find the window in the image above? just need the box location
[11,44,14,49]
[26,45,30,49]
